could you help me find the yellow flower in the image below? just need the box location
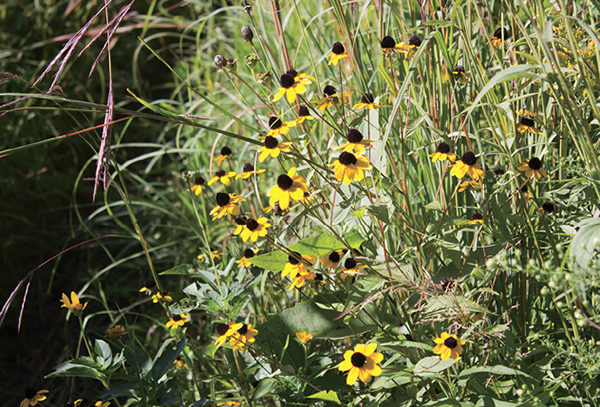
[327,42,348,66]
[65,399,82,407]
[266,116,291,138]
[216,401,241,406]
[315,85,353,112]
[20,388,49,407]
[229,323,258,352]
[267,167,309,210]
[232,216,248,235]
[396,35,422,59]
[139,279,156,293]
[215,322,244,348]
[490,27,509,49]
[458,179,482,192]
[518,157,547,179]
[281,252,316,279]
[173,357,188,368]
[272,69,312,103]
[287,271,316,290]
[240,217,271,243]
[450,151,485,181]
[237,248,257,268]
[213,146,233,166]
[166,314,190,330]
[197,249,222,261]
[288,104,315,127]
[235,163,266,180]
[320,250,345,268]
[352,92,380,110]
[330,152,372,185]
[296,331,313,343]
[337,257,366,280]
[468,212,484,225]
[517,117,542,134]
[381,35,402,57]
[433,332,466,361]
[189,176,205,195]
[338,343,383,385]
[60,292,88,313]
[210,193,245,220]
[95,402,110,407]
[107,325,127,339]
[445,65,471,83]
[208,170,237,186]
[257,136,292,163]
[430,142,457,163]
[152,291,173,303]
[335,129,377,153]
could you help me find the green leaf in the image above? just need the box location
[306,390,341,404]
[159,264,196,276]
[458,365,533,379]
[569,217,600,267]
[94,339,112,368]
[414,356,456,377]
[252,378,279,400]
[46,357,106,380]
[151,339,187,381]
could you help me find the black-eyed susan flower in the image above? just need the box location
[521,184,533,199]
[320,249,345,268]
[267,167,309,210]
[338,257,366,280]
[287,271,316,290]
[430,142,457,163]
[266,116,291,138]
[458,179,482,192]
[433,332,466,361]
[237,248,257,268]
[95,401,110,407]
[213,146,233,166]
[273,70,311,103]
[397,35,422,58]
[450,151,485,181]
[190,176,205,195]
[296,331,313,343]
[289,104,314,127]
[65,399,83,407]
[338,343,383,385]
[210,192,244,220]
[257,136,292,163]
[208,169,237,186]
[20,388,49,407]
[215,322,243,348]
[197,249,222,261]
[330,151,372,185]
[518,157,547,179]
[232,216,248,235]
[447,65,471,83]
[60,292,88,313]
[240,217,271,242]
[152,290,173,303]
[173,356,188,368]
[316,85,353,112]
[235,163,265,180]
[286,68,314,85]
[542,200,555,213]
[327,42,348,66]
[517,117,542,135]
[336,129,377,154]
[469,212,484,225]
[229,323,258,352]
[166,314,190,330]
[490,27,509,49]
[281,251,316,279]
[216,400,241,406]
[353,92,380,110]
[139,279,156,293]
[107,325,127,339]
[381,35,401,57]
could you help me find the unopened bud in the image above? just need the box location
[214,55,226,69]
[241,26,254,42]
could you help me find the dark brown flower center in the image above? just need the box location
[243,163,254,173]
[246,218,259,231]
[315,273,324,281]
[461,151,477,166]
[288,251,302,265]
[332,42,345,55]
[25,388,37,399]
[437,142,450,154]
[520,117,535,127]
[528,157,542,170]
[361,93,374,104]
[339,152,357,166]
[216,323,229,336]
[494,27,509,40]
[144,279,156,289]
[409,35,421,47]
[344,258,357,269]
[264,136,279,149]
[237,324,249,335]
[542,201,555,213]
[220,146,232,156]
[172,314,182,321]
[323,85,337,97]
[381,35,396,48]
[298,105,310,117]
[280,73,295,88]
[234,216,248,225]
[471,212,483,221]
[286,68,298,77]
[328,251,341,262]
[244,248,255,258]
[194,176,205,185]
[269,117,283,130]
[216,192,231,207]
[216,169,226,177]
[347,129,363,143]
[444,336,458,349]
[350,352,367,367]
[453,65,465,73]
[277,174,294,190]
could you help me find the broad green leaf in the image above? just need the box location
[152,339,187,381]
[458,365,533,379]
[306,390,341,404]
[252,378,279,400]
[569,217,600,267]
[94,339,112,368]
[414,356,456,377]
[46,357,105,380]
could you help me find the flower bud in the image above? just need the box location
[241,26,254,42]
[214,55,226,69]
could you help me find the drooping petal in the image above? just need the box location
[346,367,359,385]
